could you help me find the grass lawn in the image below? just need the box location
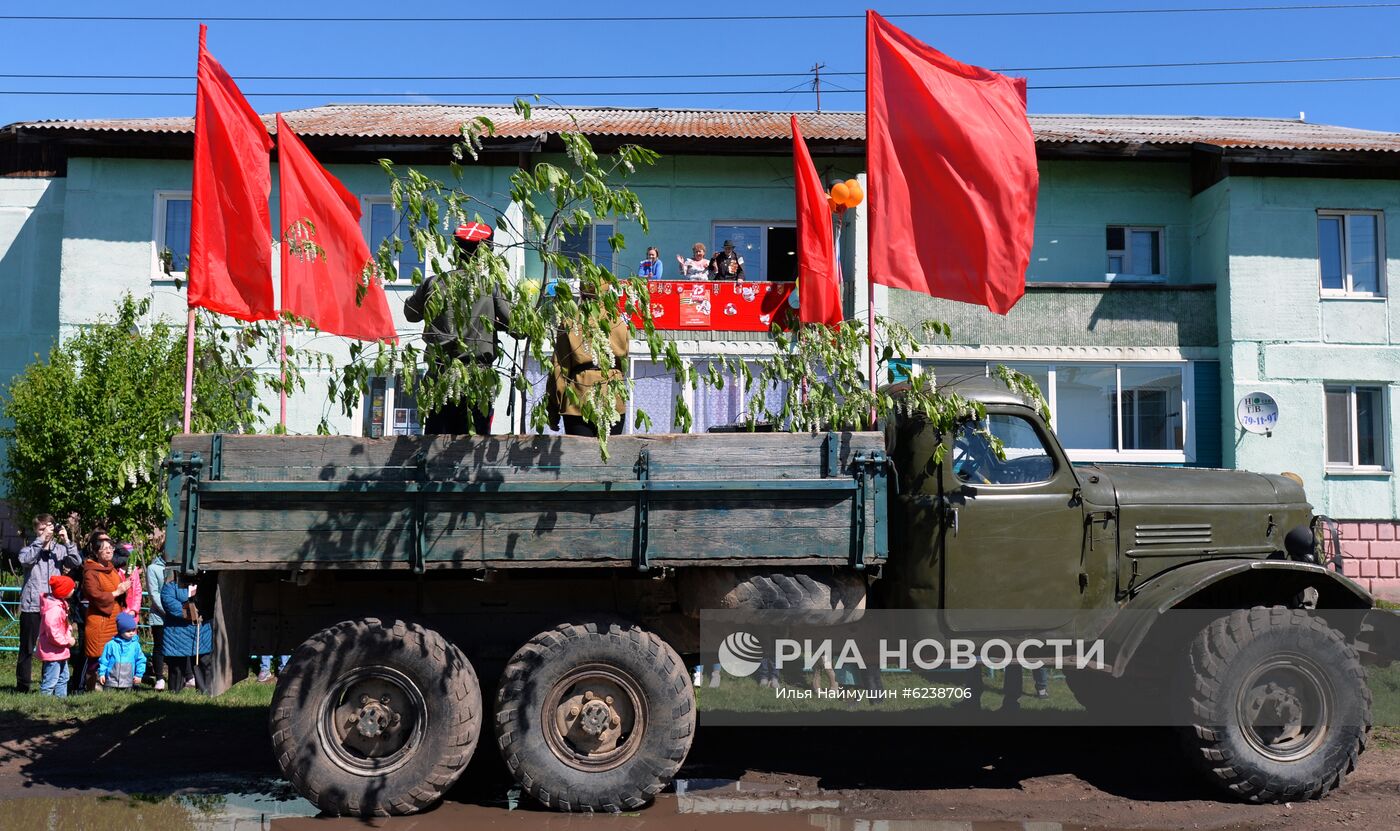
[0,658,273,730]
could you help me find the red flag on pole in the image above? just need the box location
[792,116,843,327]
[866,10,1038,315]
[189,24,276,321]
[276,115,398,343]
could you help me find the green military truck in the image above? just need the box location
[163,375,1394,816]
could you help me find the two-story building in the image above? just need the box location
[1,105,1397,597]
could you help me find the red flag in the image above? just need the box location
[792,116,843,327]
[276,115,398,343]
[189,24,276,321]
[866,11,1038,315]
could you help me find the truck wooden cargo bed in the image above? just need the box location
[166,431,888,573]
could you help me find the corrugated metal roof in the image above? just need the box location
[11,105,1400,153]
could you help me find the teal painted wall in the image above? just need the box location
[1192,360,1223,468]
[1221,176,1400,520]
[54,157,515,434]
[520,153,862,283]
[1030,161,1197,284]
[0,177,66,504]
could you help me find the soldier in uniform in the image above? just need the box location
[404,222,514,435]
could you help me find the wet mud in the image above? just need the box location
[3,709,1397,831]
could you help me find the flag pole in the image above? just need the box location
[278,317,288,430]
[867,267,876,427]
[182,308,196,434]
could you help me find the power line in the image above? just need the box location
[6,76,1400,98]
[5,54,1400,83]
[3,3,1400,23]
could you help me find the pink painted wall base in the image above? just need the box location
[1337,520,1400,602]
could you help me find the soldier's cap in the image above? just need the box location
[454,222,494,242]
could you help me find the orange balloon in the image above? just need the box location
[827,195,840,212]
[844,179,864,207]
[830,181,851,205]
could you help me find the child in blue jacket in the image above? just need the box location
[98,612,146,690]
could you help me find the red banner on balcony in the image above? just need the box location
[635,280,796,331]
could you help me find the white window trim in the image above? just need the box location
[914,359,1194,464]
[1324,384,1391,473]
[711,220,798,282]
[362,195,439,287]
[1318,210,1387,298]
[561,222,617,272]
[1105,225,1166,283]
[152,190,192,282]
[626,349,787,435]
[363,376,423,437]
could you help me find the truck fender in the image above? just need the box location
[1104,559,1372,677]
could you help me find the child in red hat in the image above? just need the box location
[37,575,77,696]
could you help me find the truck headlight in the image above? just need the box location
[1285,525,1317,563]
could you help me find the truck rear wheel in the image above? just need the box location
[495,620,695,812]
[270,618,482,816]
[1181,607,1370,803]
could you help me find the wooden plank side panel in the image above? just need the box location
[172,432,885,484]
[175,432,887,569]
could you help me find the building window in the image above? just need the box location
[713,223,798,281]
[362,376,422,437]
[1106,226,1163,280]
[363,196,426,283]
[916,360,1190,462]
[154,192,192,277]
[1325,385,1388,470]
[560,223,615,271]
[1318,211,1385,296]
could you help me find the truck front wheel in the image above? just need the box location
[495,620,695,812]
[270,618,482,816]
[1181,606,1371,802]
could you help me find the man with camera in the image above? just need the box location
[15,513,81,692]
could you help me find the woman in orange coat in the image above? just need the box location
[80,532,129,691]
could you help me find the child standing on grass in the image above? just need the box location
[37,575,77,696]
[97,612,146,691]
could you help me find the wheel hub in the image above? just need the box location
[1235,656,1332,763]
[351,694,401,739]
[318,667,426,774]
[543,665,646,772]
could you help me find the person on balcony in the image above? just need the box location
[676,243,710,280]
[709,240,745,280]
[639,247,663,280]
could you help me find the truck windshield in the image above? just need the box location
[952,415,1055,485]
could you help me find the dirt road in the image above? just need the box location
[1,703,1396,831]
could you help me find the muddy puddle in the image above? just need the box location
[0,779,1230,831]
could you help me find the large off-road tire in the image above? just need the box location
[495,620,695,812]
[1181,607,1371,803]
[678,568,866,625]
[270,618,482,816]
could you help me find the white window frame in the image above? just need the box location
[153,190,192,281]
[914,359,1194,464]
[1105,225,1166,282]
[1324,384,1391,473]
[560,222,616,272]
[711,220,798,282]
[362,195,438,287]
[1317,210,1387,298]
[362,375,423,437]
